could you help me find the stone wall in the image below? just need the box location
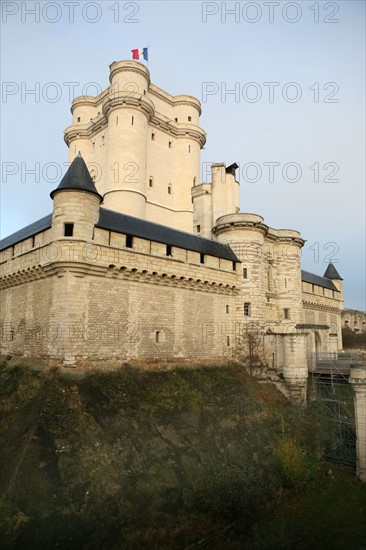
[0,232,239,365]
[342,308,366,333]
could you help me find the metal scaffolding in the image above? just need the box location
[309,353,356,471]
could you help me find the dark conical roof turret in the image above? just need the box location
[50,153,102,201]
[323,263,343,280]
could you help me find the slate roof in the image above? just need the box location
[50,153,102,201]
[0,207,240,262]
[323,263,343,280]
[96,208,240,262]
[0,214,52,251]
[301,270,338,292]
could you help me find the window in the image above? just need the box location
[64,223,74,237]
[77,116,80,122]
[168,141,172,149]
[284,308,290,320]
[174,117,178,122]
[227,336,230,347]
[196,225,201,233]
[166,245,172,256]
[232,262,236,271]
[188,145,191,153]
[155,331,161,343]
[226,305,229,314]
[151,132,155,141]
[31,236,36,248]
[149,177,153,188]
[193,177,197,186]
[125,234,133,248]
[267,265,273,291]
[131,116,134,125]
[244,303,251,316]
[200,253,205,264]
[188,116,192,121]
[243,268,248,279]
[168,184,172,195]
[116,116,118,125]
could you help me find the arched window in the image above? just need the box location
[149,177,154,188]
[168,184,172,195]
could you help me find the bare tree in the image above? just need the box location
[237,321,267,376]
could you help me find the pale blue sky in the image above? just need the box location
[1,0,365,309]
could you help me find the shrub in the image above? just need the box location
[276,438,306,488]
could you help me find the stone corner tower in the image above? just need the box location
[50,153,102,242]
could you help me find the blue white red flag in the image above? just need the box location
[131,48,148,61]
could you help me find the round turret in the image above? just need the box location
[101,61,154,218]
[71,96,97,125]
[109,60,150,97]
[50,154,102,242]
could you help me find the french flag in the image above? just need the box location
[131,47,148,61]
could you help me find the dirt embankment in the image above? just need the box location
[0,360,365,549]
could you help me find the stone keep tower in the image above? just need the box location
[64,60,206,233]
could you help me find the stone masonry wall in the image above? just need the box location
[0,234,238,364]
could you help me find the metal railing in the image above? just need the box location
[308,352,356,376]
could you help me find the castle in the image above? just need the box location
[0,60,345,398]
